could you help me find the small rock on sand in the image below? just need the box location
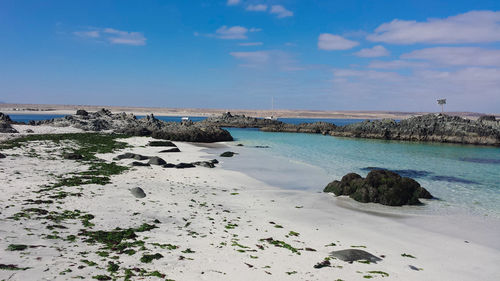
[131,161,151,167]
[220,151,237,157]
[148,157,167,165]
[148,141,177,147]
[0,153,6,159]
[330,249,382,263]
[63,153,84,160]
[130,187,146,198]
[159,148,181,153]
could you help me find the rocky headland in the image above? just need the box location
[25,109,233,142]
[206,113,500,146]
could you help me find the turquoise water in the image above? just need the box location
[8,114,500,217]
[226,128,500,217]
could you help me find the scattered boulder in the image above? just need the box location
[324,170,433,206]
[148,140,176,147]
[175,163,196,169]
[131,161,150,167]
[130,187,146,198]
[159,148,180,153]
[114,153,149,160]
[25,129,34,133]
[0,153,6,159]
[330,249,382,263]
[0,120,18,133]
[220,151,237,157]
[62,153,84,160]
[192,161,215,168]
[162,163,176,168]
[148,157,167,165]
[76,109,89,116]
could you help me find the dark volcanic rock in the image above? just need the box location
[202,112,283,128]
[159,148,181,153]
[175,163,196,169]
[148,140,176,147]
[330,249,382,263]
[478,115,496,122]
[114,153,149,161]
[148,156,167,165]
[0,153,6,159]
[29,110,233,143]
[131,161,150,167]
[130,187,146,198]
[332,114,500,146]
[0,113,18,133]
[220,151,236,157]
[262,121,337,135]
[324,170,433,206]
[62,153,84,160]
[162,163,176,168]
[76,109,89,116]
[192,161,216,168]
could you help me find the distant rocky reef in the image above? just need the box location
[205,112,500,146]
[27,109,233,143]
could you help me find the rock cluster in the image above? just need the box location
[0,113,18,133]
[227,113,500,146]
[27,109,233,143]
[324,170,433,206]
[202,112,283,128]
[114,152,218,169]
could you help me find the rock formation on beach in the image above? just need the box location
[324,170,433,206]
[26,109,233,143]
[0,113,18,133]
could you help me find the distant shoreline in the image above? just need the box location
[1,103,498,120]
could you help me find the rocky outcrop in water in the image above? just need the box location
[202,112,283,128]
[29,109,233,143]
[261,122,337,135]
[259,113,499,146]
[331,114,500,146]
[324,170,433,206]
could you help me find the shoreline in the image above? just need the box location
[1,132,499,280]
[2,103,499,120]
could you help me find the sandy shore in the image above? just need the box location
[1,130,499,280]
[2,103,498,120]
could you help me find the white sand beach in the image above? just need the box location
[1,131,499,280]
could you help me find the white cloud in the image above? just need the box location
[246,4,267,12]
[354,45,389,57]
[215,26,249,39]
[367,10,500,44]
[239,42,264,46]
[230,51,270,64]
[270,5,293,18]
[249,28,262,32]
[230,50,303,71]
[73,28,146,46]
[73,30,100,38]
[401,47,500,67]
[368,60,430,69]
[318,34,359,50]
[227,0,240,6]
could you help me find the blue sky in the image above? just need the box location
[1,0,500,112]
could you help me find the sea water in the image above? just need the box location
[225,127,500,218]
[8,114,500,217]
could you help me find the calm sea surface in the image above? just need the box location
[9,114,500,217]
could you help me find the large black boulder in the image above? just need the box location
[324,170,433,206]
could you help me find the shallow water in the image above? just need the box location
[225,128,500,218]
